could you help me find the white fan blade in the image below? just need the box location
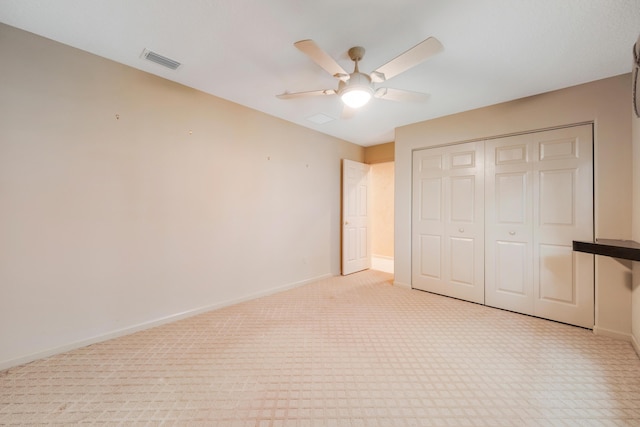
[371,37,443,82]
[277,89,336,99]
[294,40,348,78]
[341,105,357,119]
[374,87,429,102]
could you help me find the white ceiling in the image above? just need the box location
[1,0,639,146]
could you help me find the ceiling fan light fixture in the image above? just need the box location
[340,73,373,109]
[341,86,372,108]
[281,38,442,113]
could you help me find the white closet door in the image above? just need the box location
[532,125,594,328]
[485,134,535,315]
[485,124,594,328]
[412,142,484,304]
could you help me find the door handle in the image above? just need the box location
[458,228,464,233]
[509,231,516,235]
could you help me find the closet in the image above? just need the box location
[412,124,594,328]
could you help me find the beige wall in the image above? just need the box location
[370,162,394,259]
[364,142,394,164]
[396,75,633,339]
[0,23,363,369]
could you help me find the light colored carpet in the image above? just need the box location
[1,270,639,426]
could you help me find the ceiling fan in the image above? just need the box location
[277,37,443,117]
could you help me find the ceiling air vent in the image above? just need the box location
[306,113,335,125]
[141,49,181,70]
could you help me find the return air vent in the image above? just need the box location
[141,49,181,70]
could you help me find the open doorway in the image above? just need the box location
[370,161,394,273]
[342,143,394,275]
[366,142,394,274]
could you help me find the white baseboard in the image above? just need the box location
[593,325,632,342]
[371,256,394,274]
[0,273,332,372]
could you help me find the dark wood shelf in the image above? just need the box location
[572,239,640,262]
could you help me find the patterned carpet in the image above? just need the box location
[1,270,639,426]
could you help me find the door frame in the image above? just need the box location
[410,122,595,328]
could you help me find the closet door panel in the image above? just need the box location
[450,176,475,222]
[496,172,528,224]
[533,125,594,328]
[448,174,479,287]
[485,135,534,314]
[444,144,484,303]
[539,169,575,227]
[538,244,574,304]
[412,142,484,304]
[419,234,442,279]
[495,241,528,296]
[449,236,475,286]
[420,178,442,221]
[412,151,446,294]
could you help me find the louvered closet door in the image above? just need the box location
[485,124,594,328]
[412,142,484,304]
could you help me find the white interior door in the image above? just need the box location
[412,142,485,304]
[342,159,371,275]
[532,125,594,328]
[485,134,535,315]
[485,124,594,328]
